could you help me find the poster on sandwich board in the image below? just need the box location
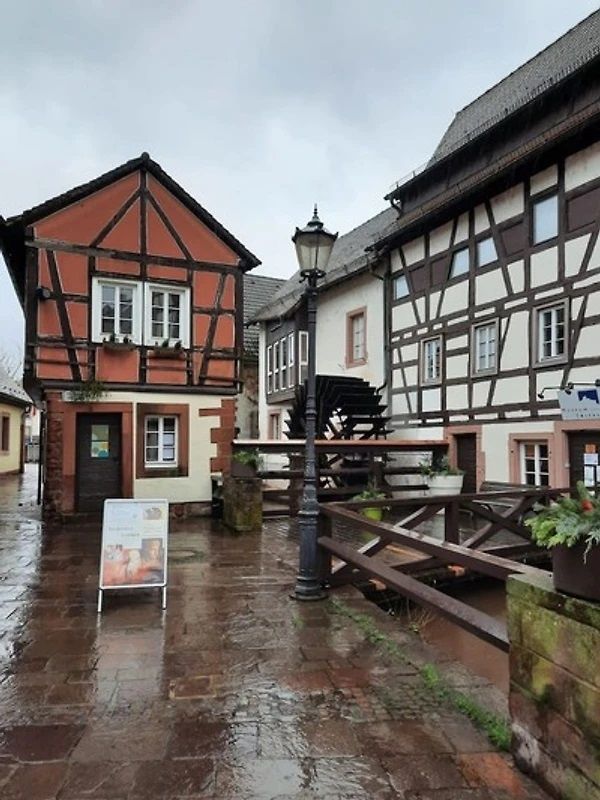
[97,498,169,612]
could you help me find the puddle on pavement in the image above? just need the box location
[371,578,508,692]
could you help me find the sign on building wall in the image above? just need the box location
[558,387,600,420]
[97,498,169,612]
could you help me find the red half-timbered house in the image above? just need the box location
[0,153,260,517]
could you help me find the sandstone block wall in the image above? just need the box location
[507,573,600,800]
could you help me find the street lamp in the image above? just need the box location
[292,206,338,601]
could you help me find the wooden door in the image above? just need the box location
[76,414,122,512]
[568,432,600,490]
[455,434,477,494]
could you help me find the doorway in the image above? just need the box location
[567,431,600,490]
[76,414,122,512]
[455,433,477,494]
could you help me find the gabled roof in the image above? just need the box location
[243,273,286,354]
[0,364,30,407]
[430,10,600,165]
[1,151,260,270]
[251,207,397,322]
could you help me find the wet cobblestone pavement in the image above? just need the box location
[0,468,550,799]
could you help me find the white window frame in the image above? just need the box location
[287,333,295,388]
[266,345,273,394]
[144,284,190,348]
[273,340,280,391]
[144,415,178,468]
[535,301,568,364]
[91,277,142,344]
[280,336,288,389]
[520,441,550,487]
[421,336,442,384]
[299,331,308,384]
[347,310,367,365]
[472,320,498,375]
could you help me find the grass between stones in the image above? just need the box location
[328,597,511,751]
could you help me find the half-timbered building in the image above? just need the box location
[252,208,395,448]
[373,10,600,491]
[0,153,260,516]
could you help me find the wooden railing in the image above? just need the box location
[232,438,448,513]
[317,487,566,651]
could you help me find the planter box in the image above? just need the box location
[231,460,258,479]
[427,474,464,496]
[552,542,600,602]
[102,341,136,352]
[151,347,184,359]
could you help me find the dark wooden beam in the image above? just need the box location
[319,536,509,651]
[46,251,82,383]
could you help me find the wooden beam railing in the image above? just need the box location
[318,486,566,650]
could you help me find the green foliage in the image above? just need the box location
[232,448,263,470]
[328,597,511,751]
[526,482,600,558]
[70,379,106,402]
[352,480,388,502]
[420,455,463,477]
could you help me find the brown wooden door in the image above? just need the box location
[76,414,122,512]
[455,434,477,493]
[568,432,600,490]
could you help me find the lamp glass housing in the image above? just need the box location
[292,207,337,274]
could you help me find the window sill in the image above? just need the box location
[534,356,567,367]
[150,347,186,359]
[346,358,368,368]
[140,465,185,479]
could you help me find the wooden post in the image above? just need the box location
[444,498,461,544]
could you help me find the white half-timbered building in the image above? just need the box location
[373,10,600,491]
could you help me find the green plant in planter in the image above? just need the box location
[352,483,389,521]
[70,378,106,402]
[525,481,600,559]
[232,448,263,475]
[419,455,463,477]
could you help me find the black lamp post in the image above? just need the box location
[292,206,338,601]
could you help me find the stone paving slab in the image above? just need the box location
[0,468,551,799]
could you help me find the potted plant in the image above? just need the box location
[525,482,600,602]
[420,456,464,496]
[231,448,263,478]
[152,340,184,358]
[351,483,389,521]
[102,333,135,351]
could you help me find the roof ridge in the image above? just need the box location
[452,9,600,119]
[4,152,261,268]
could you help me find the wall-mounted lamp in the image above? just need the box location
[35,286,52,301]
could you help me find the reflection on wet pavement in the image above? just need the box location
[0,466,549,798]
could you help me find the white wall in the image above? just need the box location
[315,272,385,390]
[103,389,224,503]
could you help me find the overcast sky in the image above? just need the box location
[1,0,597,362]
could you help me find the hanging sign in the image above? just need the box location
[97,498,169,612]
[558,387,600,420]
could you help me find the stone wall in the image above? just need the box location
[507,573,600,800]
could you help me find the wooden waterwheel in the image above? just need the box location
[285,375,391,494]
